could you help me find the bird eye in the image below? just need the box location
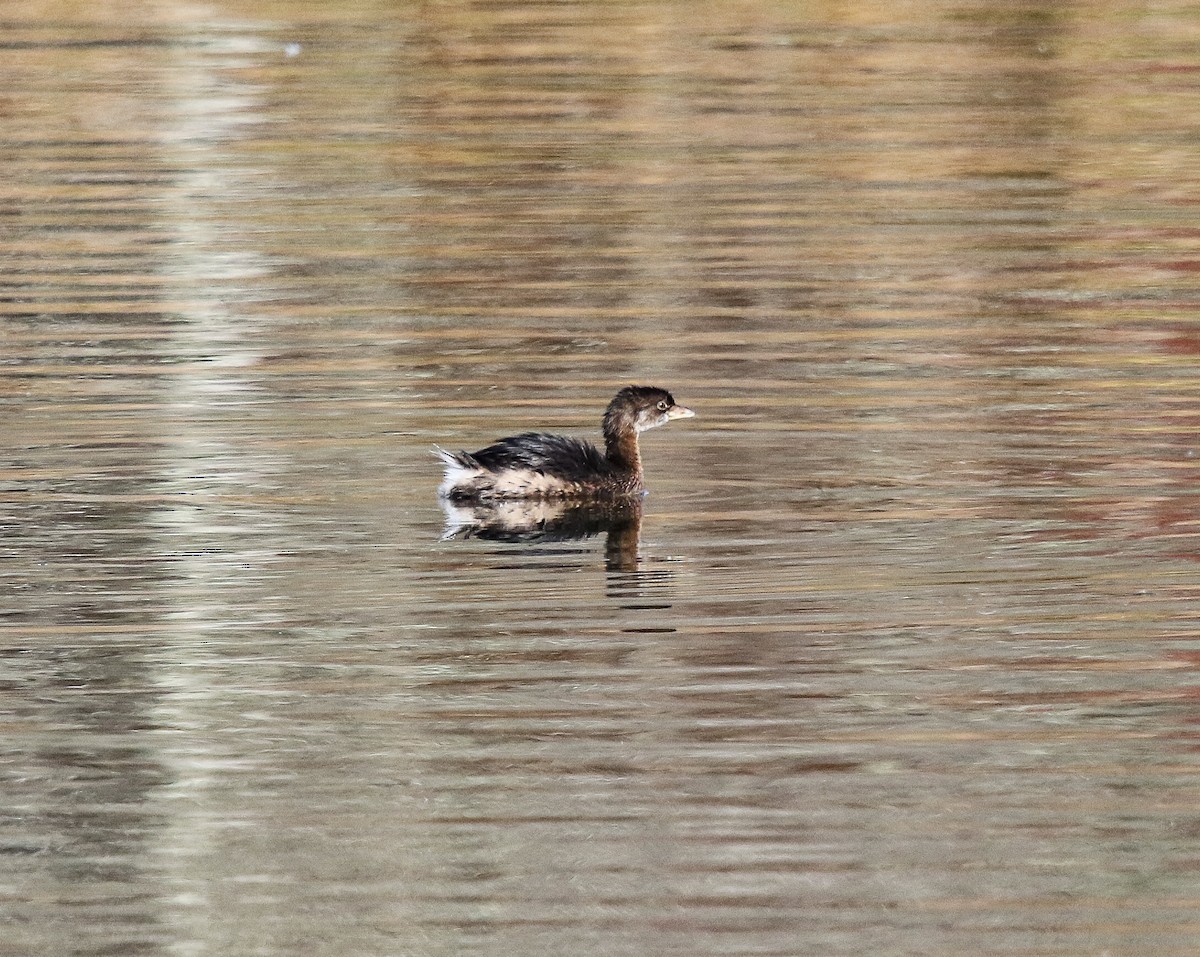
[656,400,669,411]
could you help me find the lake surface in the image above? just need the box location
[4,2,1200,955]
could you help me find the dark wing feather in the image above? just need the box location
[469,432,610,480]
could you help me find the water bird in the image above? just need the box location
[437,385,694,502]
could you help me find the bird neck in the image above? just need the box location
[604,428,642,475]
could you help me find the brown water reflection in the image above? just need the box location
[4,1,1200,955]
[441,497,645,573]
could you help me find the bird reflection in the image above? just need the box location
[440,496,643,572]
[439,497,684,610]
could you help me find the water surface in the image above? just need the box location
[4,2,1200,955]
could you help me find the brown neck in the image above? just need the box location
[605,429,642,475]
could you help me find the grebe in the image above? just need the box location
[437,385,694,502]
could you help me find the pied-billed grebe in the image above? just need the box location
[437,385,694,502]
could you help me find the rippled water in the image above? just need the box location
[5,2,1200,955]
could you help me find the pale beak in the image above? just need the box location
[666,405,695,420]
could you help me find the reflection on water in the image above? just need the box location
[442,496,644,572]
[5,1,1200,955]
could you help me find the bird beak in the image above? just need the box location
[666,405,695,420]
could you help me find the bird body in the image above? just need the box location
[437,386,693,502]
